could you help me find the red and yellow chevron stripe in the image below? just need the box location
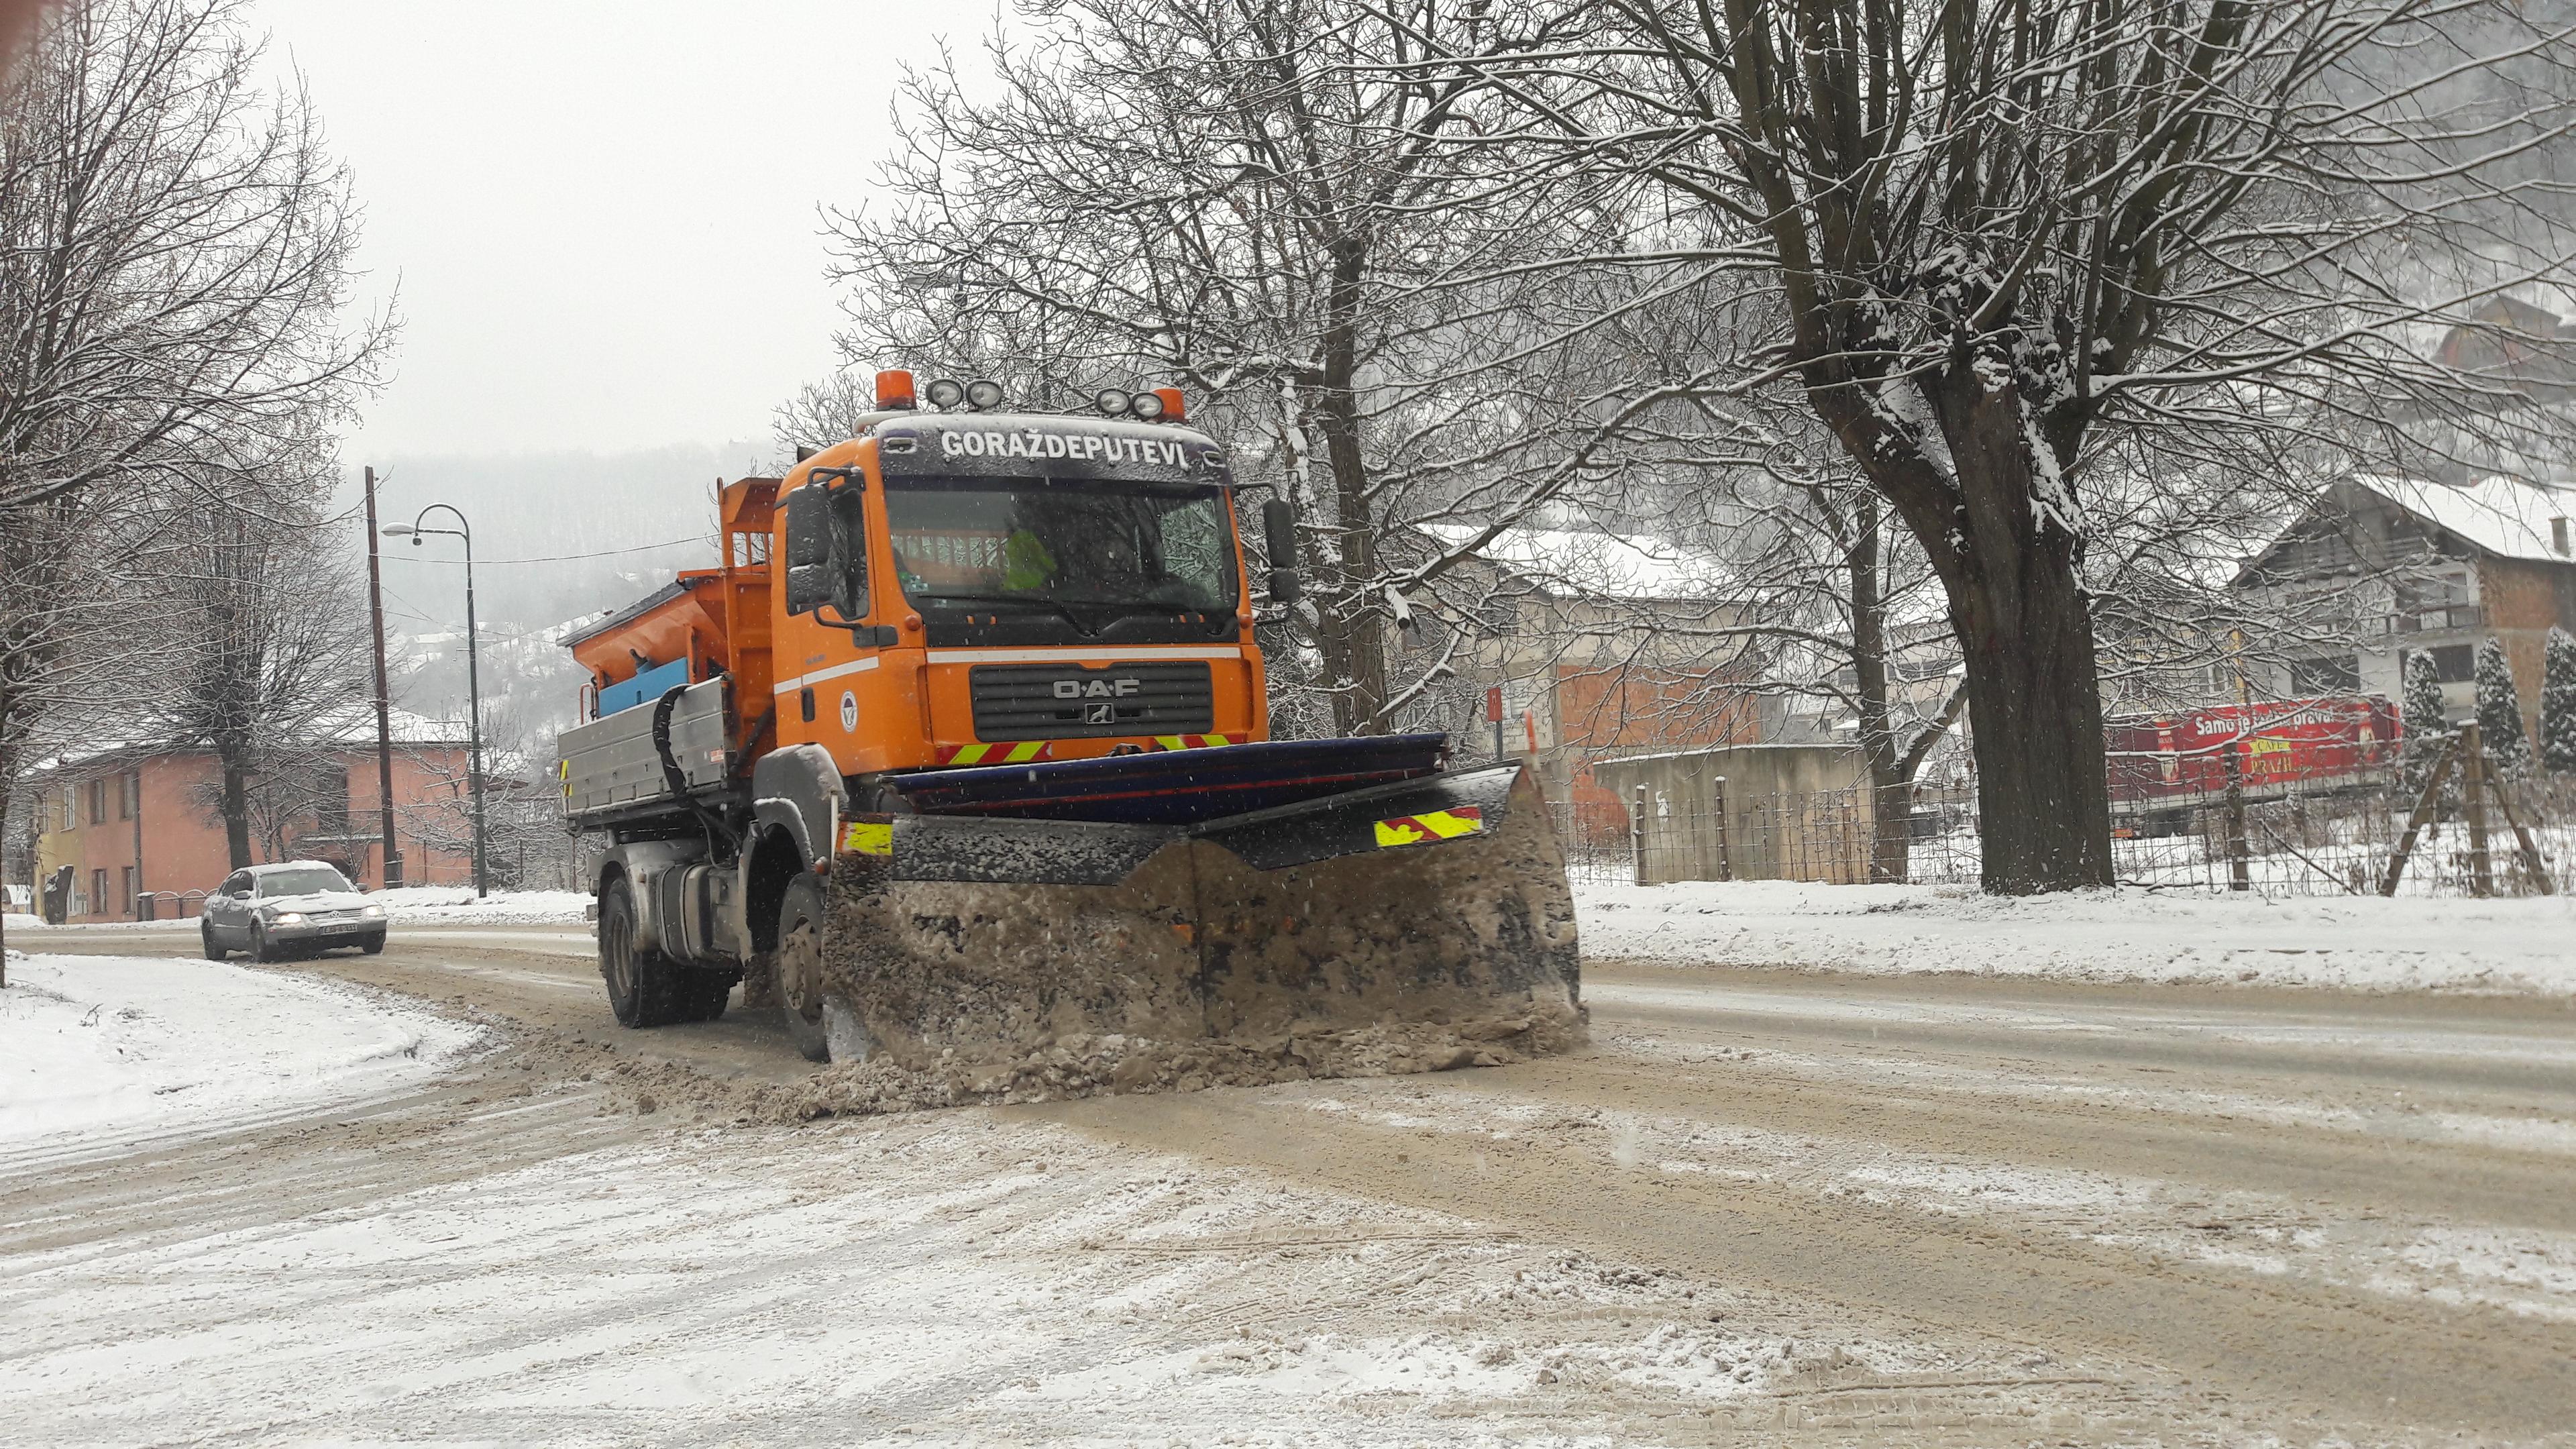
[1373,806,1485,848]
[940,741,1053,766]
[1151,733,1243,752]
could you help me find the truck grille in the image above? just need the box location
[969,661,1214,741]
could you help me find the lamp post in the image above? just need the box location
[385,504,487,898]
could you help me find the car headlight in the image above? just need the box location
[360,904,384,918]
[271,912,306,925]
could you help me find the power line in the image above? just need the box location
[392,537,714,566]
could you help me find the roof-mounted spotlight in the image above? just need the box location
[1128,390,1167,421]
[965,378,1006,411]
[924,377,966,409]
[1093,388,1132,417]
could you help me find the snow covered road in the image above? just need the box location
[3,918,2572,1444]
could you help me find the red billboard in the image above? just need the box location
[2105,696,2400,805]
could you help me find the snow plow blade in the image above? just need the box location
[816,761,1582,1079]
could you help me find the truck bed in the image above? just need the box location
[559,677,735,827]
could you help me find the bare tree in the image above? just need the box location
[1418,0,2576,890]
[146,462,371,869]
[0,0,379,966]
[771,368,881,468]
[827,0,1606,737]
[1576,384,1969,879]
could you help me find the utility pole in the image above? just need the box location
[364,468,403,890]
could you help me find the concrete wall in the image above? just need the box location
[1593,745,1872,884]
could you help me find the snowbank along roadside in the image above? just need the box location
[1578,880,2576,995]
[0,953,486,1170]
[5,888,593,932]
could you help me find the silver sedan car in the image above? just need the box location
[201,861,389,963]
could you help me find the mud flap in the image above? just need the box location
[819,765,1581,1072]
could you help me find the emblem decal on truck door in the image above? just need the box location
[840,691,859,733]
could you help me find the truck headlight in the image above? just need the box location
[272,912,305,925]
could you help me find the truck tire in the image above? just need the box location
[598,875,688,1028]
[775,875,866,1063]
[682,971,735,1022]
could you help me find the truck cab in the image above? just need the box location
[770,403,1269,777]
[564,376,1279,797]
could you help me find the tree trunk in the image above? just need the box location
[1318,439,1389,737]
[1844,496,1914,883]
[1315,238,1389,738]
[1851,368,2116,895]
[1945,549,2112,892]
[217,747,254,870]
[0,742,13,985]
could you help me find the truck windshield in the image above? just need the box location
[884,477,1238,615]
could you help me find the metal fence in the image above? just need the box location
[1555,772,2573,898]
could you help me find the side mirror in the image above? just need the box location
[1260,498,1303,603]
[782,483,835,616]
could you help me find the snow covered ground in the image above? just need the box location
[372,885,591,926]
[5,888,592,933]
[0,953,486,1170]
[1576,880,2576,994]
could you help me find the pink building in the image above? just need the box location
[30,718,478,923]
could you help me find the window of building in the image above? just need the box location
[315,767,352,835]
[2288,655,2362,696]
[91,868,108,918]
[60,786,76,831]
[2395,567,2479,632]
[87,778,106,825]
[120,865,136,918]
[117,771,137,820]
[2428,644,2476,684]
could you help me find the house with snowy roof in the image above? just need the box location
[1397,520,1764,830]
[2233,474,2576,738]
[21,710,478,924]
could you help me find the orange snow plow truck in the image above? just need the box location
[557,371,1580,1072]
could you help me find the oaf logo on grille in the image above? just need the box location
[1052,674,1140,727]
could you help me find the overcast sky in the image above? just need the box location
[250,1,961,459]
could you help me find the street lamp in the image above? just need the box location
[385,504,488,899]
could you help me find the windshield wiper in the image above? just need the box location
[914,592,1105,635]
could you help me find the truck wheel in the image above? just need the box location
[202,922,227,961]
[775,875,867,1063]
[598,876,687,1028]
